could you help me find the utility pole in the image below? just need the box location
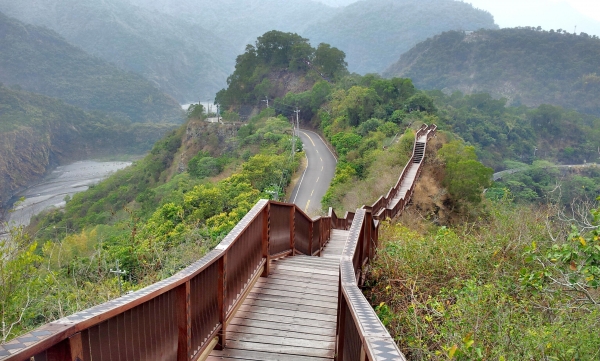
[292,107,300,159]
[294,107,300,137]
[216,103,221,123]
[291,116,296,160]
[261,96,269,108]
[110,260,127,296]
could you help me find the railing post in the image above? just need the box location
[309,220,314,255]
[336,289,347,361]
[290,205,295,255]
[46,332,84,361]
[318,220,323,257]
[217,253,228,349]
[262,202,270,277]
[365,210,373,263]
[176,281,191,361]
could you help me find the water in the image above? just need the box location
[1,161,131,234]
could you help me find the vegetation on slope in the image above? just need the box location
[489,161,600,205]
[366,195,600,359]
[429,91,600,170]
[0,11,182,123]
[385,28,600,117]
[1,105,300,340]
[0,0,237,102]
[0,85,174,211]
[305,0,498,74]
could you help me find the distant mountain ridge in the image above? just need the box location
[0,0,238,103]
[0,11,182,123]
[384,28,600,117]
[304,0,498,74]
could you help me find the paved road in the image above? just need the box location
[290,130,337,216]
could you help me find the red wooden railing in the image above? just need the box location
[333,124,437,361]
[367,124,437,220]
[0,200,332,361]
[1,124,437,361]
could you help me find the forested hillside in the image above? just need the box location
[0,12,182,123]
[0,85,174,212]
[305,0,498,74]
[4,31,599,359]
[385,28,600,117]
[0,0,237,102]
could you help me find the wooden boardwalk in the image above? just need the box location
[208,229,348,361]
[388,134,427,210]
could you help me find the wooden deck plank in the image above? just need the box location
[256,275,338,292]
[254,279,338,294]
[208,349,330,361]
[268,269,339,281]
[245,292,338,308]
[227,331,335,350]
[223,340,334,358]
[236,304,337,321]
[230,309,336,329]
[244,297,337,314]
[227,324,335,340]
[247,288,338,303]
[262,274,338,288]
[271,264,339,276]
[210,229,349,360]
[228,318,336,335]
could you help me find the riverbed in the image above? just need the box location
[2,160,131,232]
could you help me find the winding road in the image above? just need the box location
[290,129,337,216]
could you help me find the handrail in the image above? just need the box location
[333,124,437,360]
[336,209,406,361]
[2,124,437,361]
[369,124,437,220]
[0,200,332,361]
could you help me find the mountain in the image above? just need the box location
[126,0,337,55]
[304,0,498,74]
[0,0,237,103]
[0,11,182,123]
[384,28,600,117]
[0,85,175,211]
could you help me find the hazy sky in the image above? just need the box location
[460,0,600,36]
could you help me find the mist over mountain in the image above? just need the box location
[0,12,182,123]
[313,0,359,6]
[127,0,337,55]
[304,0,498,74]
[384,28,600,117]
[0,0,237,103]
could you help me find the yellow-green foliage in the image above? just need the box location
[12,111,299,340]
[367,201,600,360]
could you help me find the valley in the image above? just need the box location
[0,1,599,359]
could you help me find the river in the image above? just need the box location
[1,161,131,235]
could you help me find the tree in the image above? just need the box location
[341,86,381,126]
[255,31,310,69]
[1,227,43,341]
[404,93,436,113]
[313,43,348,80]
[438,141,493,204]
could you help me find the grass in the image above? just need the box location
[365,201,600,360]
